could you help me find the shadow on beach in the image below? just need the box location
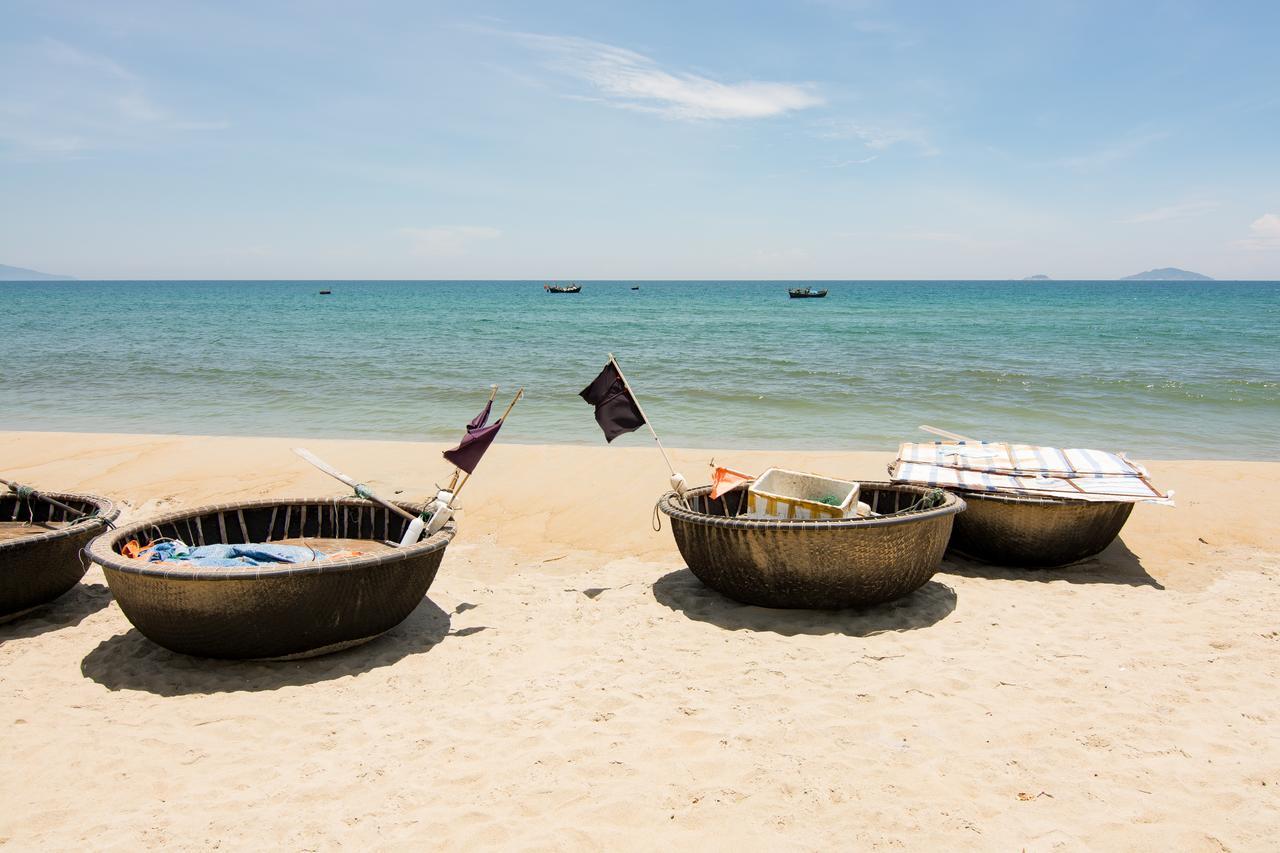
[651,569,957,637]
[0,582,114,643]
[80,597,453,695]
[940,538,1164,589]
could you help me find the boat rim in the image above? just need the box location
[0,491,119,554]
[87,496,455,581]
[658,481,964,531]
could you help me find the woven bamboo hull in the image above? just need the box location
[949,493,1134,568]
[660,483,963,609]
[86,497,454,659]
[0,491,118,621]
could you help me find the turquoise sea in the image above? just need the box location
[1,280,1277,458]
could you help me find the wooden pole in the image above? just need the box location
[445,384,500,492]
[918,424,979,442]
[1,477,90,519]
[608,353,677,477]
[447,387,523,508]
[292,448,420,524]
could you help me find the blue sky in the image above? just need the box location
[1,0,1278,279]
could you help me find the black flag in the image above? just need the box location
[579,362,646,443]
[443,419,503,474]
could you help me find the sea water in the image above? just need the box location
[1,280,1277,458]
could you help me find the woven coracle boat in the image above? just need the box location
[948,492,1134,568]
[1,490,119,622]
[86,497,455,659]
[658,482,965,609]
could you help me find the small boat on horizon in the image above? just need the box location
[545,284,581,294]
[630,285,640,291]
[788,287,828,299]
[318,289,332,295]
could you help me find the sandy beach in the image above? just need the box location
[2,430,1278,850]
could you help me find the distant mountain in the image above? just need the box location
[1022,274,1052,281]
[1122,267,1213,281]
[0,263,75,281]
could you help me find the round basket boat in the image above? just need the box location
[948,492,1134,568]
[1,490,119,622]
[658,482,965,609]
[86,497,455,659]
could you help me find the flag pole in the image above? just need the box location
[608,353,676,476]
[446,384,501,492]
[447,387,523,509]
[607,355,688,506]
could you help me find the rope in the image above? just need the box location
[899,488,947,514]
[353,484,374,501]
[69,510,115,529]
[15,484,35,500]
[652,500,663,532]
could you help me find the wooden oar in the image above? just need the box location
[1,477,91,520]
[919,424,979,442]
[292,448,420,524]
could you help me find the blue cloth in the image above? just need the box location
[146,540,321,567]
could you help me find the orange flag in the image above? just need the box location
[710,466,754,500]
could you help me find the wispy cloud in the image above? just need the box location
[39,38,136,81]
[1233,213,1280,251]
[876,230,1017,251]
[1121,200,1220,224]
[398,226,502,256]
[0,38,227,157]
[514,33,823,120]
[816,119,938,156]
[826,155,879,167]
[1059,131,1168,172]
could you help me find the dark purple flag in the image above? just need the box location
[443,419,503,474]
[579,362,645,443]
[467,398,493,433]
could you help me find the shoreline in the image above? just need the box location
[2,426,1272,463]
[2,429,1276,574]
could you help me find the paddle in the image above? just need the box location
[291,448,420,526]
[1,477,93,521]
[918,424,980,442]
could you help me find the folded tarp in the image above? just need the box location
[889,441,1173,505]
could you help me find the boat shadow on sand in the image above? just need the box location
[940,538,1164,589]
[79,597,475,696]
[0,582,114,643]
[651,569,957,637]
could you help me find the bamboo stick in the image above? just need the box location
[608,353,677,477]
[918,424,979,442]
[292,448,420,524]
[447,387,524,509]
[445,384,499,493]
[1,477,90,520]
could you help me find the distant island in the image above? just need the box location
[1122,267,1213,281]
[1022,274,1052,281]
[0,263,75,282]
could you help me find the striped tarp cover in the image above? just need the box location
[890,441,1174,505]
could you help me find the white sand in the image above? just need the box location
[1,431,1277,849]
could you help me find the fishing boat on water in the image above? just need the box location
[545,284,581,294]
[788,287,828,299]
